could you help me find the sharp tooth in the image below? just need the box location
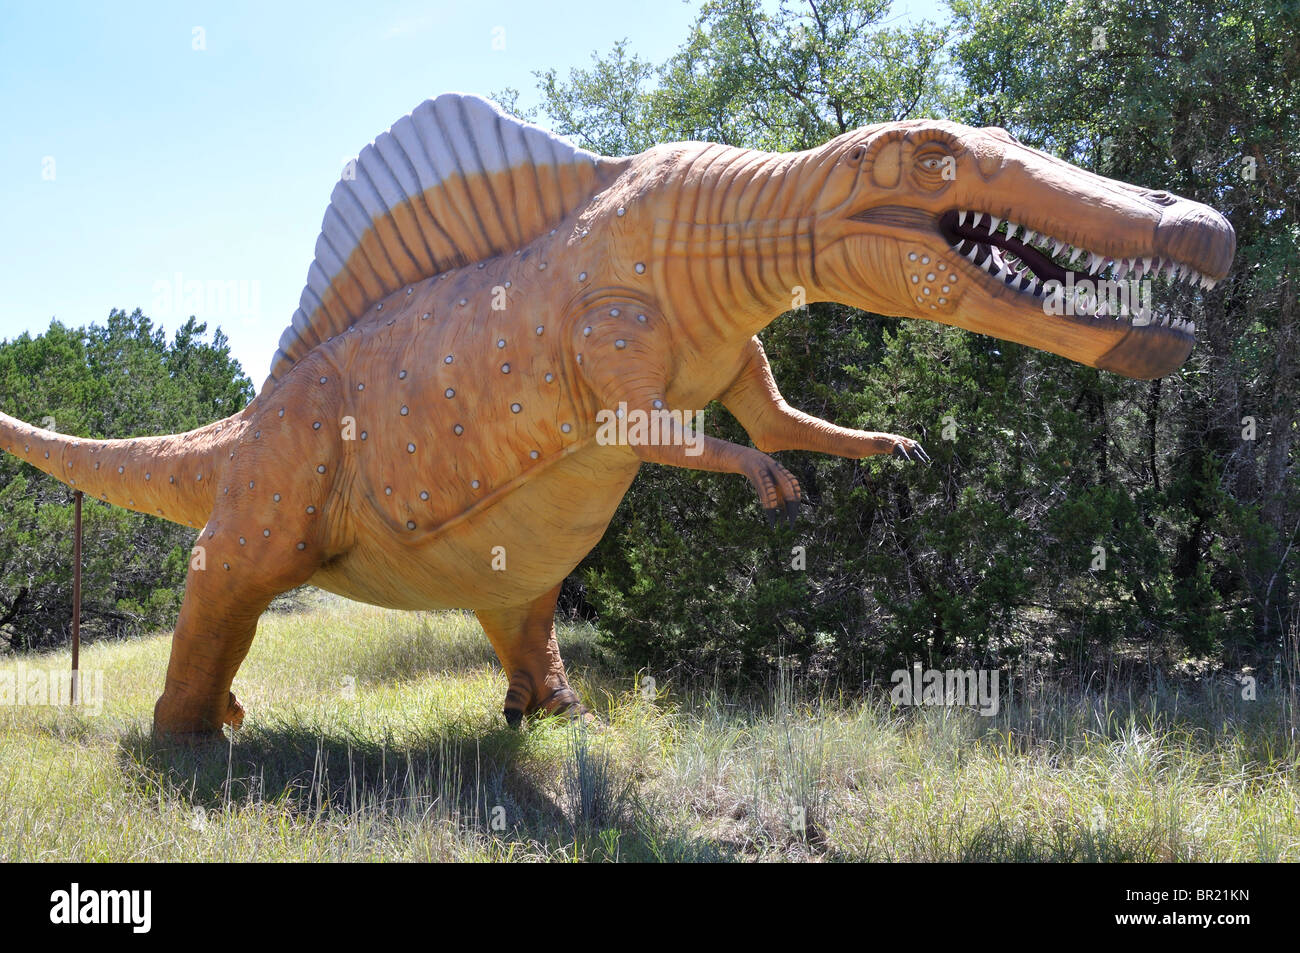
[1069,246,1083,265]
[965,246,979,262]
[1171,262,1182,280]
[1188,321,1196,334]
[1005,222,1019,242]
[959,210,968,227]
[971,212,984,228]
[1088,253,1103,275]
[1164,260,1176,280]
[1116,258,1130,279]
[989,215,1001,232]
[1200,275,1211,289]
[1025,276,1038,295]
[1052,239,1065,257]
[1023,229,1036,244]
[1142,256,1153,274]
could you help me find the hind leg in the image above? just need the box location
[476,584,587,727]
[153,511,321,742]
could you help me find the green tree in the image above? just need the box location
[0,310,252,651]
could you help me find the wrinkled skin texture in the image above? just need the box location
[0,112,1234,741]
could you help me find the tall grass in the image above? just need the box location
[0,592,1296,861]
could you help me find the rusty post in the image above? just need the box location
[71,489,82,705]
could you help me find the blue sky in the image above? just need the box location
[0,0,948,387]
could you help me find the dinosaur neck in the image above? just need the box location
[649,143,820,342]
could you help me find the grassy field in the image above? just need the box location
[1,592,1297,862]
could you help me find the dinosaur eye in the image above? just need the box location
[912,147,955,188]
[1149,190,1177,206]
[845,145,866,165]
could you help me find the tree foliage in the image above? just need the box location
[0,310,252,650]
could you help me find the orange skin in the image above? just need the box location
[0,119,1233,739]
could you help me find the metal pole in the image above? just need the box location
[71,489,82,705]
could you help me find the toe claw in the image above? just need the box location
[503,707,523,729]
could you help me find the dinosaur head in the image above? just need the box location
[810,120,1235,379]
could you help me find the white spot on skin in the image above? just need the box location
[400,406,409,415]
[510,403,521,414]
[445,388,455,398]
[407,443,416,453]
[502,364,510,373]
[454,424,464,435]
[634,263,645,274]
[399,370,408,379]
[471,480,480,489]
[317,465,326,473]
[307,506,316,514]
[561,423,572,433]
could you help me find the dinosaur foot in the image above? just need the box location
[502,687,594,729]
[152,690,245,745]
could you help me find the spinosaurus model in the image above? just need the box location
[0,94,1235,739]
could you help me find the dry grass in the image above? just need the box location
[1,592,1297,861]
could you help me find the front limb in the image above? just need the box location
[579,321,803,525]
[720,337,930,463]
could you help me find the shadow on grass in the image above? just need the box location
[112,715,742,861]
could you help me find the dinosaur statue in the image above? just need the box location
[0,94,1235,740]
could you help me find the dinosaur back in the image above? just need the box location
[265,93,614,391]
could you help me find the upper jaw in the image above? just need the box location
[929,201,1235,353]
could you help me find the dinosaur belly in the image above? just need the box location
[307,446,639,611]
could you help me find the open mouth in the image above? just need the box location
[937,209,1215,328]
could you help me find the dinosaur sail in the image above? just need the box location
[266,93,614,390]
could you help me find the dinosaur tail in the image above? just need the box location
[0,410,240,530]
